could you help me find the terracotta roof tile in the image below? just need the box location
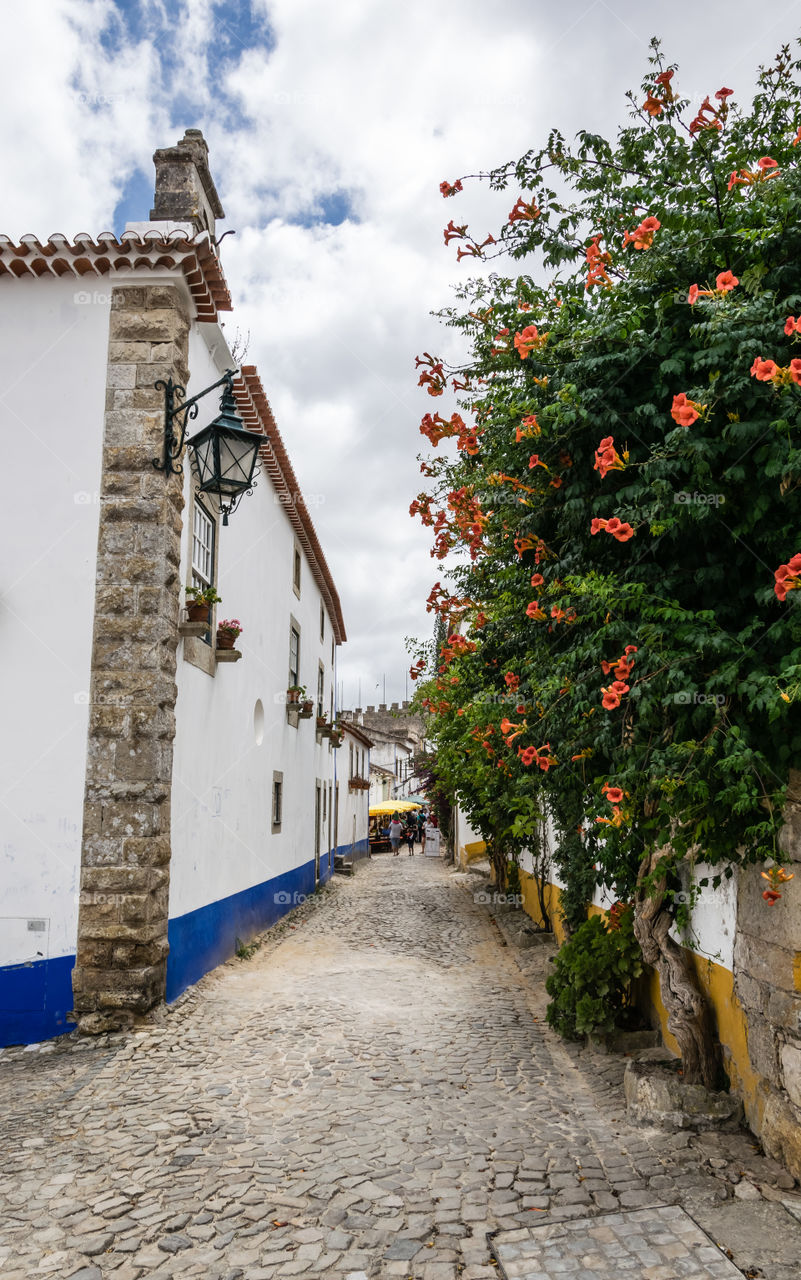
[0,229,232,320]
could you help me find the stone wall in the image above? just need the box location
[733,768,801,1177]
[71,283,189,1033]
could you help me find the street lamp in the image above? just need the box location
[153,369,263,524]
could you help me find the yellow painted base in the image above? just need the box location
[518,869,566,942]
[459,839,486,870]
[648,953,764,1131]
[511,875,800,1172]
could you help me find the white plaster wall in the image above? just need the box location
[0,277,110,963]
[517,820,736,971]
[170,327,340,917]
[340,730,370,850]
[675,861,737,972]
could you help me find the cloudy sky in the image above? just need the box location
[4,0,801,707]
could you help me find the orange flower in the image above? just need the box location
[529,454,548,470]
[531,573,544,587]
[443,219,469,245]
[622,215,661,251]
[758,156,779,172]
[514,325,547,359]
[751,357,778,382]
[508,196,541,223]
[715,269,738,292]
[671,392,703,426]
[604,786,624,805]
[601,686,622,710]
[785,316,801,336]
[774,554,801,601]
[526,600,547,621]
[604,517,635,542]
[791,360,801,385]
[593,435,626,478]
[440,179,463,197]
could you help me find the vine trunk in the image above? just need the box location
[633,847,720,1090]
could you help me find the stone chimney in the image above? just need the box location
[150,129,224,238]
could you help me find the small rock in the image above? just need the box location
[733,1180,762,1200]
[158,1232,193,1252]
[67,1270,102,1280]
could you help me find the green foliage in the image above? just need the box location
[545,910,643,1039]
[411,38,801,926]
[505,856,522,896]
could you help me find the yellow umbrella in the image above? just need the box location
[369,800,421,815]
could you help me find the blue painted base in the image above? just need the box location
[0,855,337,1045]
[166,853,331,1003]
[0,954,76,1048]
[335,836,370,862]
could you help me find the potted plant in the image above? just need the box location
[216,618,242,650]
[185,585,221,622]
[329,724,345,747]
[316,712,328,729]
[287,684,306,705]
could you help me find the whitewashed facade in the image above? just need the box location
[0,131,348,1043]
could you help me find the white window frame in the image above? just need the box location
[289,623,301,689]
[191,500,215,590]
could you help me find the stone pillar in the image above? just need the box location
[733,767,801,1177]
[71,283,189,1033]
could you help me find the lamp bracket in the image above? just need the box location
[153,369,236,476]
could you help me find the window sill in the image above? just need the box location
[215,648,242,664]
[179,621,208,638]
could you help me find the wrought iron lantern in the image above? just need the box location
[153,369,263,524]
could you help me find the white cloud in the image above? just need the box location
[1,0,799,705]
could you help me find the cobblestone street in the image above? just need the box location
[2,855,800,1280]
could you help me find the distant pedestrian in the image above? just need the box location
[416,809,426,839]
[404,820,416,855]
[388,815,403,856]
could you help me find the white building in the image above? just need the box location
[338,722,373,863]
[0,130,348,1045]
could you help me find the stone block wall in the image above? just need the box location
[71,284,189,1033]
[733,768,801,1176]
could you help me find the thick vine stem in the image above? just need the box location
[633,847,721,1090]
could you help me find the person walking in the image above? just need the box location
[404,818,416,856]
[388,815,403,856]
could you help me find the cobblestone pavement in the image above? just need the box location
[1,855,800,1280]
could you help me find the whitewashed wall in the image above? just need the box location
[0,277,110,1041]
[168,324,340,996]
[339,729,370,858]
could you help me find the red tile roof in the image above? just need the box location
[0,230,232,320]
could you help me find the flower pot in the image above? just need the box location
[301,700,314,714]
[287,689,301,704]
[186,602,210,623]
[216,630,238,650]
